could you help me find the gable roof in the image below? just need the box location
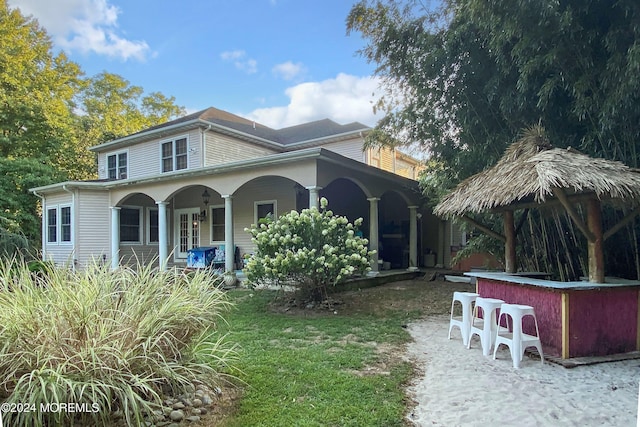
[90,107,369,151]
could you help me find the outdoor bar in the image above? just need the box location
[465,271,640,358]
[434,125,640,360]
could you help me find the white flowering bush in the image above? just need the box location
[244,198,373,301]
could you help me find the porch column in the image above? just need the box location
[223,195,234,272]
[156,201,168,271]
[367,197,380,276]
[110,206,120,270]
[306,186,322,209]
[408,206,419,271]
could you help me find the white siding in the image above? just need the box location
[97,129,201,180]
[42,192,75,265]
[75,190,111,267]
[204,133,277,166]
[320,137,366,162]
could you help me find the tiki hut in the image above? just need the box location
[434,125,640,282]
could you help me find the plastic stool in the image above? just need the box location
[493,303,544,368]
[467,297,505,356]
[448,291,480,346]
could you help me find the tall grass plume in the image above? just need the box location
[0,258,235,426]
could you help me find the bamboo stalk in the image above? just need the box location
[603,206,640,241]
[552,188,596,242]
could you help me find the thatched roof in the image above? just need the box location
[434,125,640,217]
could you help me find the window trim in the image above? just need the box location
[120,206,142,245]
[254,200,277,225]
[160,135,189,173]
[107,150,129,180]
[46,207,57,244]
[59,205,72,244]
[46,204,73,245]
[209,204,225,244]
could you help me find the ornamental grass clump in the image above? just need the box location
[245,197,373,301]
[0,258,235,426]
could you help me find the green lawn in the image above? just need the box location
[217,289,420,427]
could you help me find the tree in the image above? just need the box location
[348,0,640,171]
[0,158,63,245]
[69,73,187,180]
[0,1,82,163]
[244,198,372,303]
[0,1,83,244]
[347,0,640,278]
[0,1,187,245]
[77,72,186,146]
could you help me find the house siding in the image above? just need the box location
[319,137,366,162]
[97,129,201,180]
[380,148,395,173]
[231,177,297,258]
[75,190,111,267]
[395,157,416,179]
[204,132,277,166]
[43,192,75,265]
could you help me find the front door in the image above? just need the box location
[174,208,200,259]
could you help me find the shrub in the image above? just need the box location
[244,197,373,301]
[0,259,235,426]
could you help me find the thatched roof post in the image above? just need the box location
[587,198,605,283]
[503,210,517,273]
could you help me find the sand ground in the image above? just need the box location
[404,315,639,427]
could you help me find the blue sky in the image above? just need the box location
[7,0,384,129]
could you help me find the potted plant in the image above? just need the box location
[222,270,237,287]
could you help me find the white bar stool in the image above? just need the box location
[493,303,544,368]
[448,291,480,346]
[467,297,505,356]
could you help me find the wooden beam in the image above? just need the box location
[587,198,605,283]
[495,192,600,212]
[562,293,570,359]
[460,215,506,242]
[504,210,517,274]
[552,188,596,243]
[603,206,640,241]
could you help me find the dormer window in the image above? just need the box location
[108,152,128,180]
[161,137,188,173]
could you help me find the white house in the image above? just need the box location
[30,107,450,273]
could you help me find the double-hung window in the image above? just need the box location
[107,152,128,180]
[60,206,71,242]
[120,207,141,243]
[46,205,72,244]
[161,137,188,173]
[47,208,57,243]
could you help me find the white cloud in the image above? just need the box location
[220,50,258,74]
[245,73,382,128]
[272,61,306,81]
[7,0,150,61]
